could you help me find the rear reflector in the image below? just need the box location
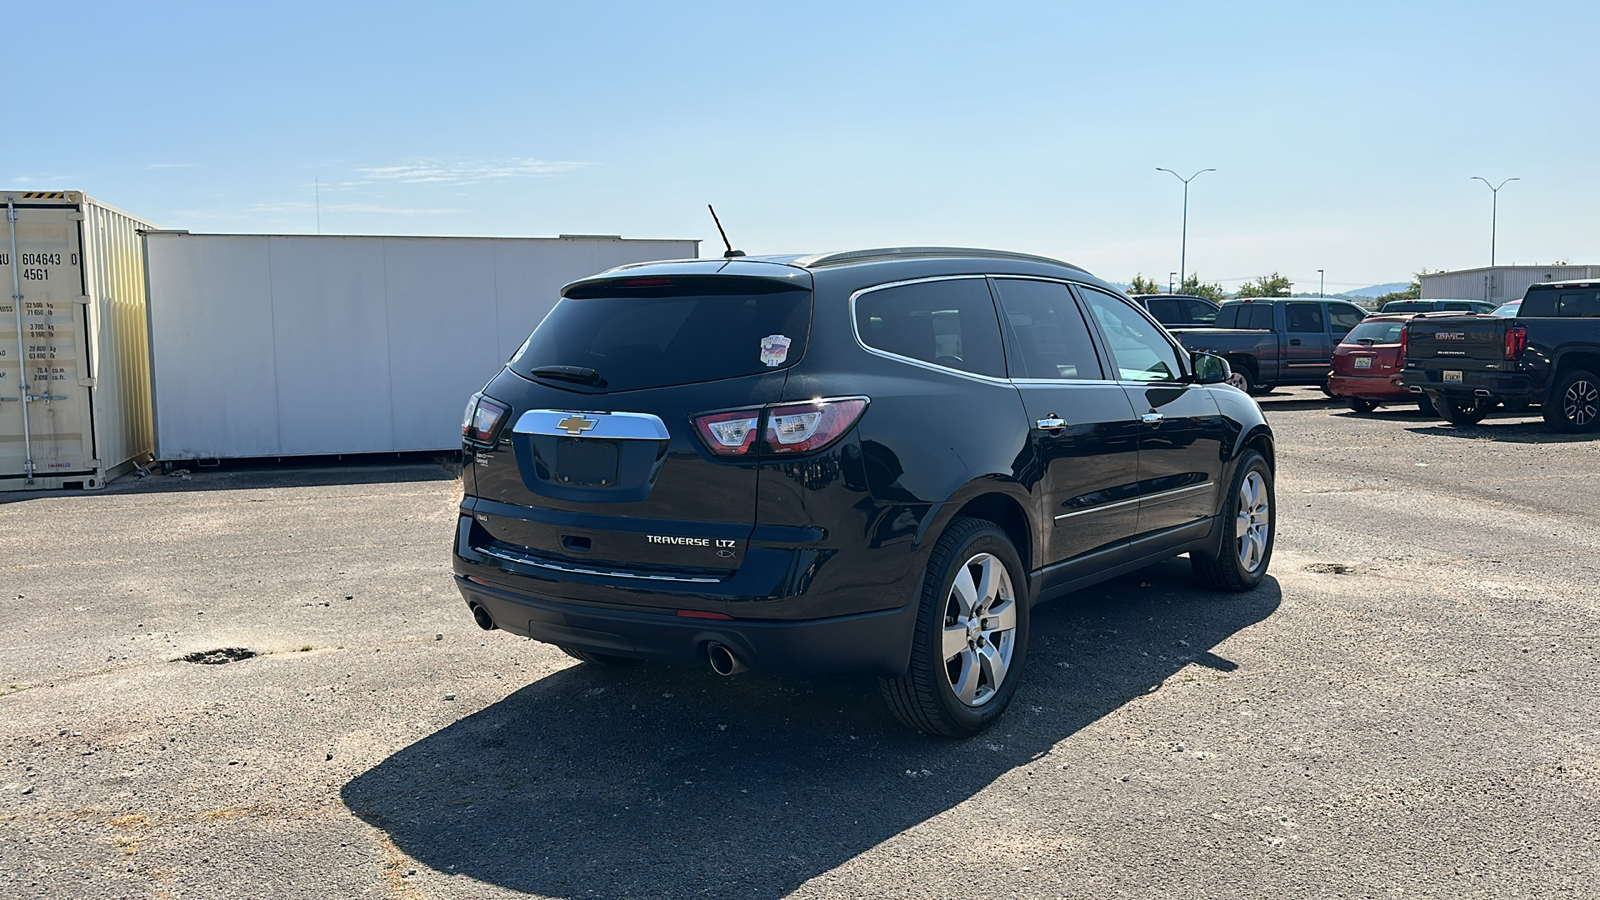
[676,609,733,620]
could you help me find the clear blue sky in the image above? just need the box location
[9,0,1597,292]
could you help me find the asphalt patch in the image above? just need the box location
[179,647,258,665]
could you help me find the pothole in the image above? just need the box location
[179,648,258,665]
[1304,563,1357,575]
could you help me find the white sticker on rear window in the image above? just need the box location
[759,334,792,367]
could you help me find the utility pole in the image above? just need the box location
[1318,269,1324,298]
[1156,167,1215,293]
[315,178,321,235]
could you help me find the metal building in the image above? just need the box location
[1421,265,1600,305]
[142,232,699,462]
[3,191,157,491]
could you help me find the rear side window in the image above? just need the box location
[511,277,812,392]
[991,278,1103,380]
[1558,291,1600,317]
[1344,320,1405,344]
[1144,297,1181,325]
[856,278,1006,378]
[1286,303,1325,333]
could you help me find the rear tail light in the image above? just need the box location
[692,410,760,456]
[1398,325,1409,363]
[763,398,868,454]
[1504,325,1527,360]
[691,397,868,458]
[462,392,511,446]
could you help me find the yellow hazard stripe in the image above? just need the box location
[20,192,67,199]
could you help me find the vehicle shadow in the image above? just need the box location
[0,457,460,505]
[342,561,1280,899]
[1405,420,1595,443]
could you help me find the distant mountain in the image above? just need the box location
[1344,282,1408,298]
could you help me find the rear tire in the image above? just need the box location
[559,646,639,667]
[1225,364,1253,394]
[1439,396,1491,426]
[1543,369,1600,433]
[880,518,1029,737]
[1417,394,1437,417]
[1347,398,1379,414]
[1191,450,1274,592]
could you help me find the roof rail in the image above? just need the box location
[792,246,1082,270]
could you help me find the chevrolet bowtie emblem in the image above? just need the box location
[556,414,599,436]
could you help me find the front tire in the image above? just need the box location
[1191,450,1274,592]
[1439,396,1491,426]
[1543,369,1600,433]
[1347,398,1379,414]
[880,518,1029,737]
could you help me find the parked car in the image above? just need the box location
[1401,279,1600,431]
[1328,315,1436,415]
[1170,298,1369,394]
[453,247,1277,736]
[1379,299,1497,315]
[1130,293,1221,328]
[1491,300,1521,317]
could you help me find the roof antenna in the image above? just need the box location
[708,205,745,258]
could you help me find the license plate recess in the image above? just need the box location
[555,438,620,486]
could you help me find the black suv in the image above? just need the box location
[453,248,1277,735]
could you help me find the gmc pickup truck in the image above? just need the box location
[1171,298,1368,394]
[1401,279,1600,432]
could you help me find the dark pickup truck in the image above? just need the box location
[1170,298,1368,394]
[1401,279,1600,432]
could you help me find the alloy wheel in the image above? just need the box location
[1235,471,1270,572]
[1564,378,1598,426]
[941,553,1018,707]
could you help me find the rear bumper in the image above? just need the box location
[1327,373,1410,400]
[455,575,917,678]
[1400,368,1539,404]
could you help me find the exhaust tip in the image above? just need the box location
[707,642,746,677]
[469,603,497,631]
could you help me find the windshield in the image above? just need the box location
[510,278,812,392]
[1492,302,1520,317]
[1342,320,1406,344]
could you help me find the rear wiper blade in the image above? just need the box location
[528,365,607,388]
[1357,338,1376,345]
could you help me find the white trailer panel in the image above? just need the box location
[1421,265,1600,304]
[2,191,156,491]
[144,233,698,461]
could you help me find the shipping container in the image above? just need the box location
[143,232,700,461]
[2,191,156,491]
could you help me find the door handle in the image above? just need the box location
[1141,412,1165,425]
[1036,415,1067,430]
[1290,339,1302,346]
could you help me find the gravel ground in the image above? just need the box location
[1,389,1596,899]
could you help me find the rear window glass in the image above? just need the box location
[856,278,1006,378]
[1214,305,1240,328]
[1344,321,1405,344]
[511,278,812,392]
[1559,291,1600,317]
[1182,299,1219,325]
[1520,290,1558,317]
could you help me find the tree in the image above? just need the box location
[1129,274,1163,295]
[1179,273,1227,302]
[1237,273,1293,298]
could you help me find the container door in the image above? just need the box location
[2,197,96,486]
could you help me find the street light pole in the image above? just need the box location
[1157,167,1215,294]
[1318,269,1324,298]
[1470,176,1519,267]
[1169,272,1177,294]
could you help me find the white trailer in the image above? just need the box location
[2,191,157,491]
[142,232,699,462]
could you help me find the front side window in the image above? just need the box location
[1328,304,1365,335]
[1078,288,1183,382]
[991,279,1103,380]
[855,278,1007,378]
[1182,299,1219,325]
[1286,302,1326,333]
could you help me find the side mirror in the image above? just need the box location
[1191,351,1231,385]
